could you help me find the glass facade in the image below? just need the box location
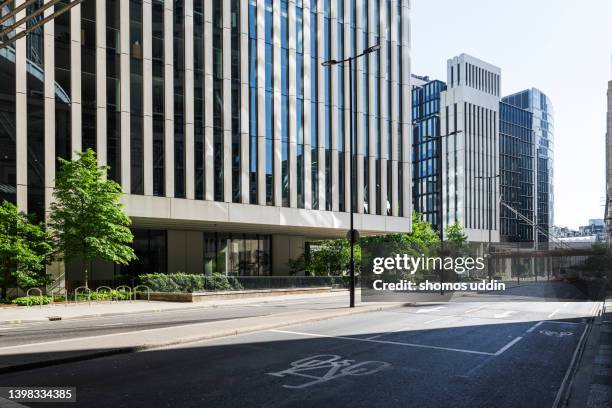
[411,79,445,232]
[503,88,554,242]
[152,0,165,196]
[248,0,257,204]
[174,0,186,198]
[203,233,271,276]
[81,0,97,152]
[499,102,534,242]
[194,0,205,199]
[107,0,121,183]
[130,0,144,195]
[26,1,45,221]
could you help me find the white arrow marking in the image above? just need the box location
[415,306,445,314]
[493,311,516,319]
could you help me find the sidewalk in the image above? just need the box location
[0,292,406,373]
[0,290,353,324]
[567,294,612,408]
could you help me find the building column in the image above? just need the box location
[222,0,232,202]
[355,0,364,215]
[316,0,325,210]
[164,0,174,197]
[272,0,282,206]
[70,3,81,155]
[330,0,339,212]
[44,1,55,215]
[120,0,131,190]
[288,0,297,208]
[143,0,154,196]
[15,0,27,212]
[96,0,107,167]
[302,1,311,210]
[184,0,195,199]
[239,0,250,203]
[256,0,266,205]
[204,0,214,201]
[390,0,399,217]
[400,0,411,220]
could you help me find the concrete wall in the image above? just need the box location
[167,230,204,274]
[272,235,305,275]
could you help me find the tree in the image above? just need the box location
[444,221,469,256]
[0,201,53,299]
[306,239,362,276]
[49,149,137,286]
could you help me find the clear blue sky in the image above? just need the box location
[411,0,612,229]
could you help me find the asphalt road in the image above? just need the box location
[0,296,354,347]
[0,301,599,408]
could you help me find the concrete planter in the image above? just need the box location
[148,287,334,302]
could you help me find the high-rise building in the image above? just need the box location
[606,56,612,241]
[439,54,502,243]
[499,101,534,242]
[502,88,554,242]
[411,75,446,232]
[0,0,412,283]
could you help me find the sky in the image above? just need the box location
[410,0,612,229]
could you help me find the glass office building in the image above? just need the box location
[499,101,534,242]
[411,76,446,232]
[502,88,554,242]
[0,1,412,283]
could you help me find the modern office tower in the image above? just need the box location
[499,101,534,242]
[411,74,446,232]
[0,1,412,282]
[439,54,502,243]
[502,88,554,242]
[607,59,612,240]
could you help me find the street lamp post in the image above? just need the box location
[475,174,500,281]
[323,44,380,308]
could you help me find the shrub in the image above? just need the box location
[139,272,243,293]
[12,295,54,306]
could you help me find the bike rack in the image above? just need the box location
[115,285,132,302]
[26,288,43,308]
[95,286,114,302]
[132,285,151,302]
[50,287,68,306]
[74,286,92,305]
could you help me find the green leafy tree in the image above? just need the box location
[306,239,362,276]
[49,149,137,286]
[0,201,53,299]
[444,221,469,255]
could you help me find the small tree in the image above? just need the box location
[306,239,362,276]
[49,149,137,286]
[0,201,53,299]
[445,221,469,255]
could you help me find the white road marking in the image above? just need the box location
[493,311,516,319]
[268,354,390,389]
[464,305,488,314]
[423,316,454,324]
[494,337,523,356]
[415,306,445,314]
[542,320,581,326]
[270,329,497,356]
[526,321,544,333]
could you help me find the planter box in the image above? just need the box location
[148,287,335,302]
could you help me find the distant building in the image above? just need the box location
[606,57,612,241]
[411,76,446,232]
[440,54,501,243]
[499,102,534,242]
[502,88,554,242]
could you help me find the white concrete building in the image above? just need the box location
[0,0,412,282]
[440,54,501,243]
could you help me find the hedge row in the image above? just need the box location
[139,272,243,293]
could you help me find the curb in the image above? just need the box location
[0,291,355,325]
[553,301,604,408]
[0,302,408,374]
